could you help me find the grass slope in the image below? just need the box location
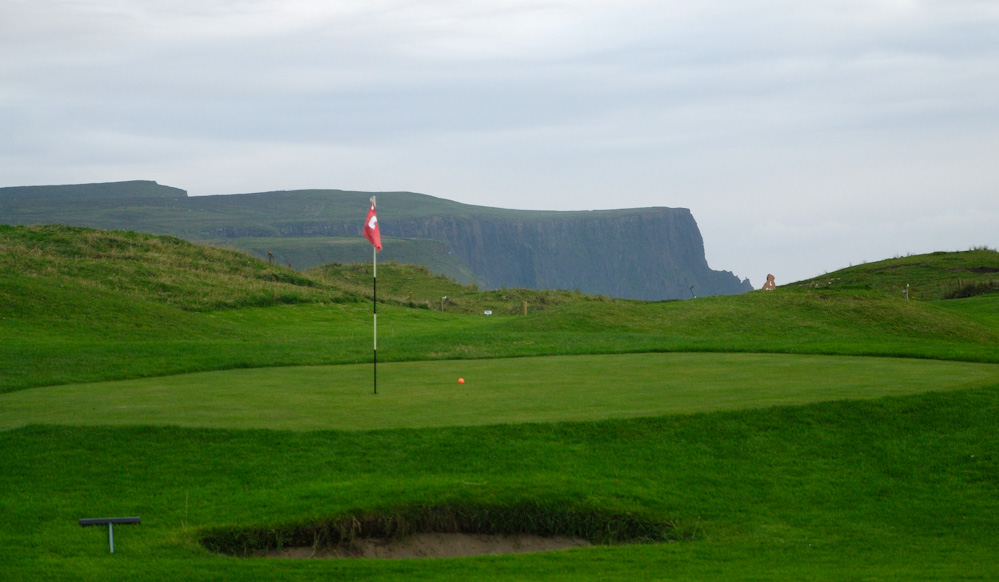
[796,247,999,300]
[1,386,996,581]
[215,236,484,285]
[0,224,339,311]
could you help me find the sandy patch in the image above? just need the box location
[263,533,592,559]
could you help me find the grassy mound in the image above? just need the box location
[0,224,337,311]
[309,261,608,314]
[795,247,999,300]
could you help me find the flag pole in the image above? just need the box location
[371,196,377,395]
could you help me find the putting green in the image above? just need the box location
[2,353,997,431]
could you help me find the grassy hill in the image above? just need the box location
[795,246,999,300]
[1,225,998,581]
[219,236,484,285]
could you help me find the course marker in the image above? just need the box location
[79,517,140,554]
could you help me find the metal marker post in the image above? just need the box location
[79,517,140,554]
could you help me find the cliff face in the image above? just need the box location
[0,182,752,300]
[382,209,750,300]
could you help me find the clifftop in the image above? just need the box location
[0,180,187,202]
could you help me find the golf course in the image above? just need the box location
[2,225,998,580]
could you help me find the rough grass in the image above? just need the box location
[0,224,338,311]
[795,247,999,300]
[217,236,484,285]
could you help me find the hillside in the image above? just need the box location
[3,225,998,394]
[0,224,595,315]
[0,180,752,299]
[0,224,337,311]
[795,247,999,300]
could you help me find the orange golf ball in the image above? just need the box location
[458,378,465,384]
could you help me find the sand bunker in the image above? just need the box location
[263,532,592,559]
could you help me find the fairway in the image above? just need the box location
[3,352,996,431]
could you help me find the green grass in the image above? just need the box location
[1,386,996,581]
[931,293,999,328]
[2,353,997,431]
[214,236,484,285]
[796,247,999,300]
[3,225,999,580]
[0,224,341,311]
[6,291,999,394]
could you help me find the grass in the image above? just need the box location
[213,236,484,285]
[0,225,340,311]
[6,292,999,394]
[2,224,999,580]
[2,353,997,431]
[796,247,999,300]
[1,386,996,580]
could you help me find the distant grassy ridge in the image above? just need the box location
[1,187,685,248]
[0,179,186,202]
[0,184,679,226]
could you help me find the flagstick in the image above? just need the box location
[372,197,377,395]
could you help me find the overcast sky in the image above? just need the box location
[3,1,998,286]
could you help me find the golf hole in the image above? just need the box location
[199,502,687,559]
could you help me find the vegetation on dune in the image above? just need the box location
[796,246,999,300]
[309,261,607,315]
[0,224,338,311]
[217,235,485,285]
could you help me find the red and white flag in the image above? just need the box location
[363,202,382,251]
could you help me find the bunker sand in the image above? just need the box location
[264,533,592,559]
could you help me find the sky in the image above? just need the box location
[3,0,998,286]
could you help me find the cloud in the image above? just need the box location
[2,0,998,284]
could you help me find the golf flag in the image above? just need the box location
[366,197,380,395]
[363,203,382,251]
